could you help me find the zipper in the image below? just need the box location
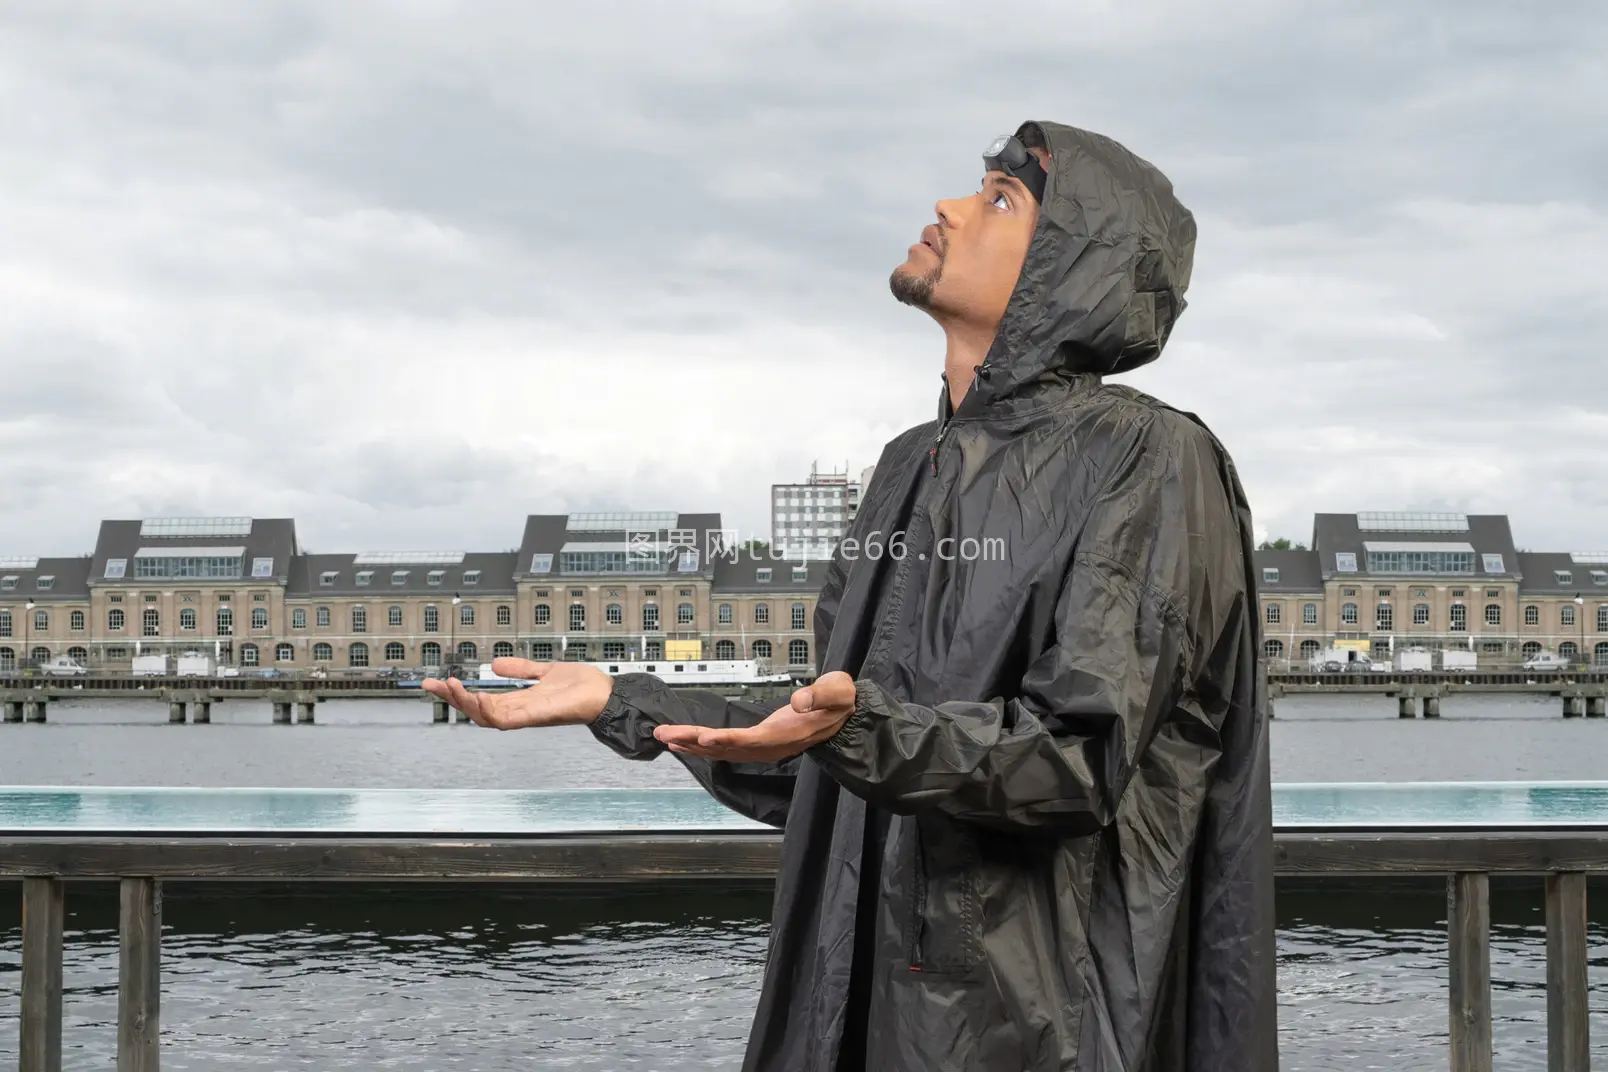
[928,425,946,475]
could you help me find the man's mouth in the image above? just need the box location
[920,224,943,256]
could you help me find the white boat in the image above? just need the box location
[474,658,794,688]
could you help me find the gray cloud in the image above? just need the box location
[1,0,1605,558]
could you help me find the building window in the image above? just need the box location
[1484,604,1501,627]
[755,603,770,625]
[1413,603,1430,625]
[36,576,54,591]
[179,608,197,631]
[313,606,328,628]
[1299,639,1322,660]
[276,643,294,662]
[1263,638,1285,660]
[605,603,623,625]
[313,642,334,662]
[752,639,772,660]
[240,644,259,667]
[1563,605,1577,627]
[791,603,807,630]
[756,568,773,583]
[1524,605,1540,626]
[1599,606,1608,633]
[1376,603,1393,630]
[534,604,551,626]
[292,608,307,629]
[424,606,439,633]
[1597,642,1608,668]
[0,610,9,638]
[644,640,661,660]
[106,608,124,631]
[531,642,554,660]
[460,604,475,626]
[1560,642,1579,662]
[1556,570,1574,585]
[142,608,160,636]
[389,606,403,627]
[356,571,373,587]
[1450,604,1467,632]
[603,641,627,660]
[32,609,47,632]
[0,647,12,671]
[789,639,809,665]
[464,570,482,587]
[1302,603,1318,625]
[320,571,337,587]
[1482,554,1505,573]
[428,570,445,587]
[565,642,589,661]
[352,606,367,633]
[457,642,477,661]
[569,604,586,631]
[496,605,511,626]
[346,642,368,667]
[677,602,695,626]
[1262,568,1280,584]
[642,603,659,631]
[422,642,441,667]
[1522,641,1542,659]
[385,642,406,661]
[715,639,736,659]
[1265,603,1281,625]
[70,610,85,632]
[714,603,732,625]
[251,607,268,630]
[792,566,808,583]
[1334,553,1357,572]
[0,576,13,592]
[391,571,409,586]
[1341,603,1358,626]
[492,641,513,659]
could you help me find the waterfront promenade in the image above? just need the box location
[3,783,1605,1071]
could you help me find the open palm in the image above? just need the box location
[421,658,613,730]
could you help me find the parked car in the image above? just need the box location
[1522,651,1571,671]
[40,656,88,677]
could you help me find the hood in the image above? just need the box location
[974,121,1196,401]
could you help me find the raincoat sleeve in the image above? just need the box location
[810,433,1223,836]
[589,673,796,828]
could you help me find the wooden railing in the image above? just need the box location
[4,829,1601,1072]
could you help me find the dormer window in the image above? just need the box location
[756,568,772,583]
[355,570,373,586]
[1262,567,1280,584]
[1334,553,1357,572]
[792,566,808,583]
[104,558,127,579]
[1556,570,1574,585]
[36,575,55,590]
[391,570,409,586]
[0,575,15,591]
[427,570,445,586]
[463,570,481,586]
[319,571,338,587]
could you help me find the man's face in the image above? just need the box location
[889,146,1047,327]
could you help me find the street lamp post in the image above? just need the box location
[1575,594,1586,669]
[449,594,462,678]
[23,601,34,672]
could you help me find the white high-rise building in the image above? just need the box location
[771,462,863,558]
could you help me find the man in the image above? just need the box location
[425,120,1278,1071]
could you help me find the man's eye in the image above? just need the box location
[991,192,1009,210]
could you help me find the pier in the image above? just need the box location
[2,783,1604,1072]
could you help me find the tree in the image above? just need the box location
[1257,538,1308,551]
[740,539,770,557]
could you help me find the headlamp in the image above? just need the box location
[982,134,1047,204]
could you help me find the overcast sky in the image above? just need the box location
[3,1,1605,558]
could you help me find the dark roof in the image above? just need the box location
[1515,552,1608,595]
[712,555,830,593]
[0,556,93,602]
[513,512,727,580]
[89,518,301,585]
[1252,549,1322,591]
[1310,513,1519,581]
[285,552,518,597]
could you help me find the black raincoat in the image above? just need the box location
[590,121,1278,1071]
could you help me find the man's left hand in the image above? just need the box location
[653,671,856,762]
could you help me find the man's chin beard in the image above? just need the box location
[889,262,941,310]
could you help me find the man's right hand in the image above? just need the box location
[420,658,613,731]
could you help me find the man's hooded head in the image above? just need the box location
[890,121,1196,390]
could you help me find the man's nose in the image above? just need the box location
[934,198,961,229]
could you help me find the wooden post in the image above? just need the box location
[1545,872,1589,1072]
[1447,872,1492,1072]
[118,877,161,1072]
[21,876,65,1072]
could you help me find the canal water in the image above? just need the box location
[2,693,1606,1069]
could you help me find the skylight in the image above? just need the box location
[353,551,466,565]
[1334,553,1358,572]
[104,558,127,579]
[1355,512,1470,533]
[1569,552,1608,564]
[1482,554,1505,574]
[251,557,275,578]
[530,554,553,574]
[0,556,39,569]
[565,511,679,532]
[140,516,253,538]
